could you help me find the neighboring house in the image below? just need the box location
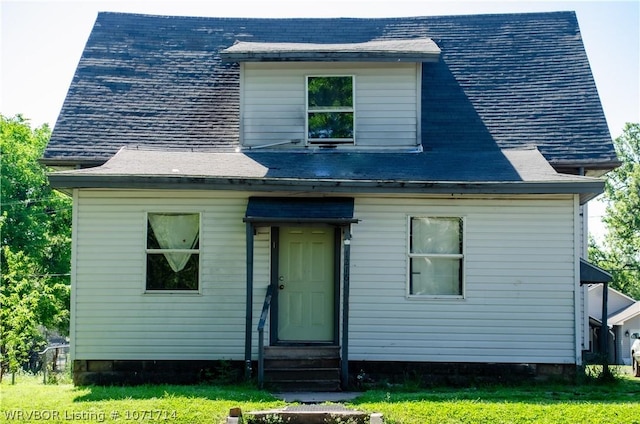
[587,284,640,365]
[45,11,620,388]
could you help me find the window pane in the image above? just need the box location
[308,112,353,139]
[411,217,461,254]
[148,213,199,250]
[308,76,353,108]
[148,213,199,272]
[147,253,199,290]
[146,213,199,291]
[410,257,461,295]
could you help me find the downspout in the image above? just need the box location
[601,282,609,375]
[581,162,611,375]
[574,194,582,365]
[70,189,79,368]
[579,167,587,258]
[244,222,254,379]
[341,226,352,390]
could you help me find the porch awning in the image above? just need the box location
[580,259,613,284]
[244,197,357,224]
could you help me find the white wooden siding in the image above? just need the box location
[349,197,577,364]
[242,62,419,148]
[73,191,578,364]
[72,190,269,360]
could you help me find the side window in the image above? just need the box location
[146,213,200,291]
[408,217,464,297]
[307,75,354,144]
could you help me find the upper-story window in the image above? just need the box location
[307,76,354,144]
[221,38,440,151]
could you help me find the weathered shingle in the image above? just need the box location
[48,146,606,204]
[219,38,441,62]
[44,11,618,171]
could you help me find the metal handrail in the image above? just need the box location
[257,284,274,388]
[39,344,70,355]
[39,344,70,384]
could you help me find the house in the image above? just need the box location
[587,284,640,365]
[44,11,620,388]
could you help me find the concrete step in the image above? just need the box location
[265,357,339,369]
[263,346,342,392]
[265,367,340,381]
[242,405,382,424]
[264,345,340,360]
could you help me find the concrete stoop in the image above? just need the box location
[226,405,384,424]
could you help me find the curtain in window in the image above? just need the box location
[148,213,199,272]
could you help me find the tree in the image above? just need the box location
[591,123,640,300]
[0,114,71,380]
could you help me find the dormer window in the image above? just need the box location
[221,38,440,151]
[307,76,354,144]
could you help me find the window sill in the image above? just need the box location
[405,294,465,301]
[144,290,202,296]
[239,145,423,153]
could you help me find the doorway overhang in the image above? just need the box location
[243,197,357,388]
[244,196,358,225]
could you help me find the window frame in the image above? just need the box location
[406,215,466,300]
[144,211,202,294]
[305,75,356,145]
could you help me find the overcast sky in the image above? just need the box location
[1,0,638,238]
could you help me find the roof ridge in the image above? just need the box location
[95,10,578,22]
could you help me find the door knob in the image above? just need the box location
[279,284,285,290]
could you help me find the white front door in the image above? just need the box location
[277,227,335,342]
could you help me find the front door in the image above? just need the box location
[277,227,335,342]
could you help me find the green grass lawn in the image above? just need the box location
[1,370,639,424]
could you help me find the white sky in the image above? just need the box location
[1,0,639,240]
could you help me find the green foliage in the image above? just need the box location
[307,76,354,139]
[591,123,640,300]
[1,114,71,271]
[0,114,71,380]
[2,374,639,424]
[1,375,284,424]
[0,249,47,375]
[582,364,624,384]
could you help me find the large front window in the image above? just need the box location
[146,213,200,291]
[307,75,354,143]
[408,217,464,297]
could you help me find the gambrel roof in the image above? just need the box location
[45,11,618,192]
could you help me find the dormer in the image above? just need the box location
[220,38,440,151]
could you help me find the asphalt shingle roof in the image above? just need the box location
[44,11,618,172]
[48,145,606,204]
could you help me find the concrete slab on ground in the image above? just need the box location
[245,404,381,424]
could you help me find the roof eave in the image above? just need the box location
[48,174,604,203]
[219,38,442,63]
[551,159,622,176]
[220,51,441,62]
[40,158,107,170]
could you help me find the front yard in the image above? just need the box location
[1,369,639,423]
